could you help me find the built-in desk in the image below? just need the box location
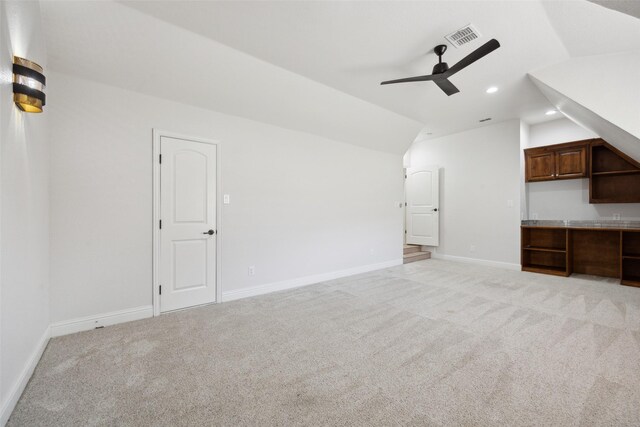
[521,220,640,287]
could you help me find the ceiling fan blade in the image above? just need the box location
[380,74,437,85]
[447,39,500,76]
[434,78,460,96]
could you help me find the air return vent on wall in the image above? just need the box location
[445,24,482,48]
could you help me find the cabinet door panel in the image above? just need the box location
[526,152,555,182]
[556,146,587,179]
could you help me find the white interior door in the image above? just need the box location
[406,166,439,246]
[159,136,217,312]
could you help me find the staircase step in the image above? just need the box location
[403,244,421,255]
[403,251,431,264]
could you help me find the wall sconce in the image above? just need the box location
[13,56,46,113]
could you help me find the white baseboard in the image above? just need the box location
[431,252,520,271]
[1,326,50,426]
[222,259,403,302]
[50,305,153,338]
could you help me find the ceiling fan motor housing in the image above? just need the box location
[432,44,449,74]
[432,62,449,75]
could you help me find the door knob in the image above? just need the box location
[203,229,215,235]
[433,208,438,212]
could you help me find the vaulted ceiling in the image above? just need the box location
[42,0,640,150]
[120,0,640,137]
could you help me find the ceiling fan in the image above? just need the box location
[380,38,500,96]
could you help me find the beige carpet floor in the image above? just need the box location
[8,259,640,426]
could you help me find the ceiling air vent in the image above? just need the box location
[445,24,482,48]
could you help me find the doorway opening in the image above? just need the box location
[404,165,439,263]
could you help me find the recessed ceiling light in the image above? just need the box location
[545,110,557,116]
[486,86,498,94]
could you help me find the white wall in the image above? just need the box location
[525,118,640,220]
[0,1,50,423]
[405,120,521,266]
[528,117,596,148]
[519,121,530,220]
[48,72,405,324]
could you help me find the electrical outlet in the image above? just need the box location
[613,213,621,220]
[532,213,539,220]
[507,199,514,208]
[248,266,255,276]
[469,244,476,253]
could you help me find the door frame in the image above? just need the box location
[152,129,223,317]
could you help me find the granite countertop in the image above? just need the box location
[521,219,640,229]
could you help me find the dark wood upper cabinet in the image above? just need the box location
[526,152,555,181]
[524,140,589,182]
[555,146,587,179]
[524,138,640,203]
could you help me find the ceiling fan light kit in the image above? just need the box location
[381,38,501,96]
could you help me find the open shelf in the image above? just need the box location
[591,170,640,177]
[590,143,640,203]
[521,227,567,251]
[521,227,569,276]
[591,145,638,173]
[622,231,640,258]
[622,279,640,287]
[522,250,568,274]
[622,258,640,287]
[523,246,566,253]
[591,174,640,203]
[522,264,568,276]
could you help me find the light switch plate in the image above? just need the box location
[223,194,230,204]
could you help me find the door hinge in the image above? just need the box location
[404,174,407,179]
[159,154,162,164]
[404,230,407,234]
[404,202,407,206]
[159,285,162,295]
[159,219,162,229]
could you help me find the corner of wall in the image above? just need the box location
[1,0,52,422]
[519,121,530,220]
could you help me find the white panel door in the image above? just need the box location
[406,166,439,246]
[160,136,217,312]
